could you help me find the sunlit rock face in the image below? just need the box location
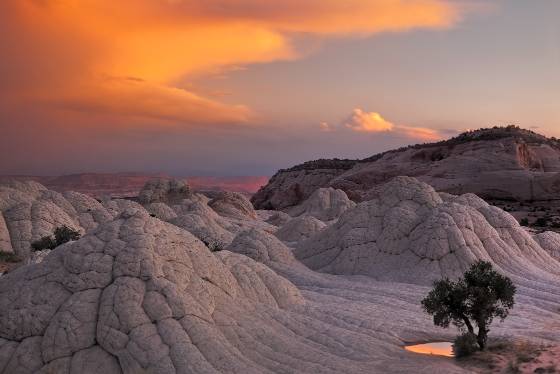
[295,176,560,285]
[253,128,560,209]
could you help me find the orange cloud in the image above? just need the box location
[398,126,443,141]
[341,109,443,141]
[345,109,395,132]
[0,0,464,127]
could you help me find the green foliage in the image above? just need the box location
[31,236,57,251]
[453,333,478,358]
[54,226,81,244]
[422,261,516,351]
[31,225,81,252]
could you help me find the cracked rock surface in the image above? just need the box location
[296,177,560,286]
[287,188,355,222]
[1,176,560,373]
[275,215,326,244]
[0,181,113,258]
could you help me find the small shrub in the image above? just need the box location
[31,226,81,251]
[535,217,549,227]
[519,218,529,226]
[31,236,57,251]
[453,333,479,358]
[54,226,81,244]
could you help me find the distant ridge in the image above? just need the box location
[0,173,268,198]
[252,126,560,209]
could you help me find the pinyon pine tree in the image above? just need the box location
[421,261,516,351]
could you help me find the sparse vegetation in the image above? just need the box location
[453,333,479,358]
[31,225,81,251]
[458,340,555,373]
[535,217,549,227]
[0,252,20,263]
[519,218,529,226]
[422,261,516,355]
[281,126,560,175]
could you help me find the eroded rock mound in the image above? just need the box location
[226,228,297,266]
[0,181,120,258]
[208,191,257,220]
[534,231,560,260]
[295,176,560,285]
[275,215,326,243]
[138,178,191,205]
[287,188,355,221]
[0,209,304,373]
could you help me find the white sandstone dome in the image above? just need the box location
[287,187,355,221]
[0,209,304,373]
[208,191,257,220]
[144,202,178,221]
[534,231,560,260]
[295,176,560,285]
[275,215,326,243]
[138,178,191,205]
[226,228,297,266]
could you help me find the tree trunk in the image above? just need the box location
[461,316,474,335]
[476,322,488,350]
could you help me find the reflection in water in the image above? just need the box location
[404,342,453,357]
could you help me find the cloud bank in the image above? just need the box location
[0,0,463,128]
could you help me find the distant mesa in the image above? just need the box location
[0,173,269,198]
[252,126,560,210]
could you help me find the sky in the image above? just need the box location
[0,0,559,177]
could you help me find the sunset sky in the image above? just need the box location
[0,0,559,176]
